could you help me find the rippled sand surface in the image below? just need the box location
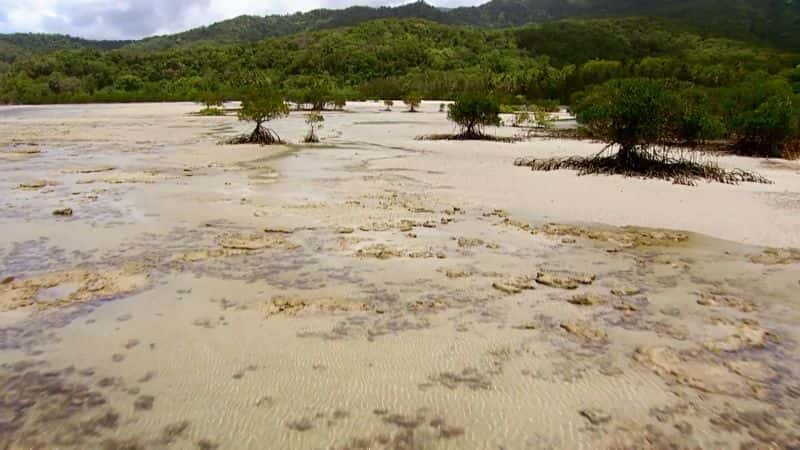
[1,102,799,449]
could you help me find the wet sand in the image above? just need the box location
[1,102,799,449]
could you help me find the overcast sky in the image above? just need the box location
[0,0,483,40]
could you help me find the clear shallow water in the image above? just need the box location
[0,103,798,449]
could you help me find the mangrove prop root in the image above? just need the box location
[514,149,772,186]
[416,132,523,143]
[225,125,285,146]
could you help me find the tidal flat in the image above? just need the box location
[1,102,799,449]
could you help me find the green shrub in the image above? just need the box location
[198,107,225,116]
[574,78,677,158]
[675,88,726,143]
[533,99,560,113]
[198,73,224,111]
[499,104,516,114]
[532,106,555,130]
[784,65,800,93]
[531,77,772,184]
[447,93,501,137]
[236,87,290,144]
[304,111,324,143]
[286,75,335,110]
[403,93,422,112]
[512,111,531,127]
[115,74,143,92]
[725,76,800,157]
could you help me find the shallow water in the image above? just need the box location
[1,102,799,449]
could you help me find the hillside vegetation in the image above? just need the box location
[1,17,797,106]
[0,34,129,72]
[122,0,800,52]
[2,0,799,54]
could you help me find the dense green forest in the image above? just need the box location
[6,0,795,52]
[2,0,799,54]
[1,17,798,106]
[0,34,129,73]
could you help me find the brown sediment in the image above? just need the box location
[0,265,149,312]
[633,346,767,398]
[703,324,772,352]
[498,218,691,249]
[491,276,535,295]
[62,166,116,174]
[75,175,160,185]
[749,247,800,265]
[217,232,299,251]
[535,271,595,289]
[263,296,369,317]
[560,320,608,343]
[445,268,472,279]
[611,286,641,297]
[696,290,757,312]
[568,293,607,306]
[1,146,42,157]
[354,244,442,259]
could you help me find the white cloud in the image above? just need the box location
[0,0,483,40]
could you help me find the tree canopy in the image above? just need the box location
[447,94,501,138]
[574,78,678,156]
[5,0,798,53]
[403,93,422,112]
[235,87,290,145]
[2,18,797,107]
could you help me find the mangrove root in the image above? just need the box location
[417,133,523,143]
[514,148,772,186]
[225,125,285,146]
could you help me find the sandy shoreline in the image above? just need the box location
[5,102,799,247]
[0,102,798,449]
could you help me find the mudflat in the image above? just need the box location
[1,102,799,449]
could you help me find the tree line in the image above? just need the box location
[1,17,798,157]
[2,18,797,104]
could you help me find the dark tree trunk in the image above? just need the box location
[616,146,634,166]
[304,126,319,143]
[461,120,481,139]
[248,122,284,145]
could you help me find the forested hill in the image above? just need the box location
[129,0,800,52]
[2,0,799,53]
[128,2,449,50]
[2,17,798,105]
[0,34,129,53]
[0,34,129,72]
